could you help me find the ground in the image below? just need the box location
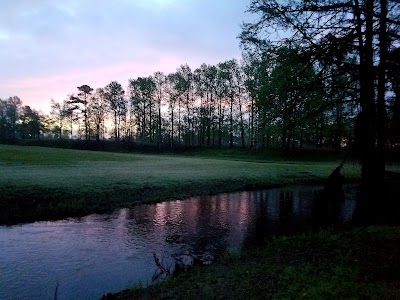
[1,144,400,299]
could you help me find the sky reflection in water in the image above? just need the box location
[0,185,357,300]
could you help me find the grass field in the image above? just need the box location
[0,144,362,224]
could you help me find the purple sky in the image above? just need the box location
[0,1,250,113]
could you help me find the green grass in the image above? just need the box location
[110,226,400,299]
[0,144,361,224]
[183,147,349,162]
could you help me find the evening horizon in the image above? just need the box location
[0,0,248,112]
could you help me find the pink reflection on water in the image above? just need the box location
[0,185,358,300]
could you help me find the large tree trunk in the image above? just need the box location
[377,0,388,189]
[354,0,385,223]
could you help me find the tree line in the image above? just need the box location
[2,53,398,151]
[1,1,399,157]
[0,97,45,140]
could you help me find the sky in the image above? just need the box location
[0,0,251,113]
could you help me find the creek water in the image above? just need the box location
[0,185,357,300]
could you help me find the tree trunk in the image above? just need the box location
[114,111,118,142]
[59,117,63,139]
[178,98,181,145]
[218,97,222,147]
[207,92,212,146]
[149,99,153,142]
[354,0,382,223]
[239,96,245,147]
[158,99,162,148]
[377,0,388,188]
[170,101,175,148]
[250,97,254,147]
[229,97,234,147]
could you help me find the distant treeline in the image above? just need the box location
[1,11,399,152]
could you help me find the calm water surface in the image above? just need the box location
[0,185,357,300]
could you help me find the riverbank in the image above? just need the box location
[107,225,400,299]
[0,144,362,224]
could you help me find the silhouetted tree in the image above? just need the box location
[0,96,22,140]
[69,85,93,141]
[89,88,108,142]
[241,0,400,221]
[104,81,126,142]
[19,105,43,139]
[154,71,167,147]
[129,77,156,143]
[50,99,68,139]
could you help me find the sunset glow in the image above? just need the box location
[0,1,248,112]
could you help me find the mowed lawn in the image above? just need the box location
[0,144,361,223]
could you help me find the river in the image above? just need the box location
[0,185,357,300]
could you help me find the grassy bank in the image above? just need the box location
[0,144,362,224]
[109,226,400,299]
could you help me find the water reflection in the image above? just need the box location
[0,185,357,300]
